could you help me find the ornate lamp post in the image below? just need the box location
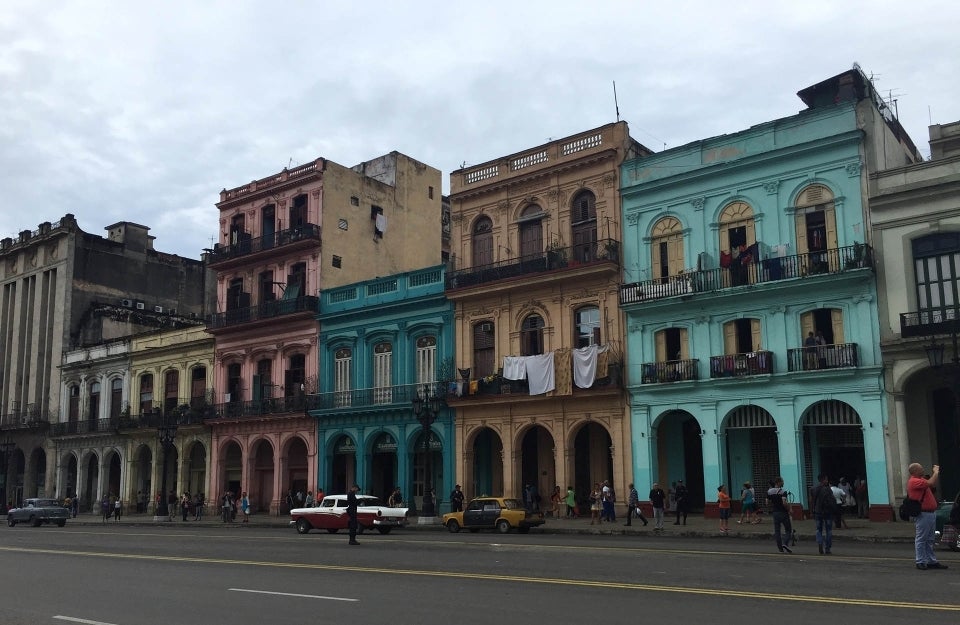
[0,434,14,512]
[412,384,443,518]
[155,412,178,519]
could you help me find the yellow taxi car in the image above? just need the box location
[442,496,544,534]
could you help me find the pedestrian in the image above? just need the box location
[347,484,360,545]
[830,481,849,529]
[180,492,190,521]
[811,473,835,555]
[738,482,757,524]
[804,331,818,369]
[601,480,616,522]
[388,487,403,508]
[854,477,868,519]
[524,484,535,513]
[766,476,793,553]
[589,483,602,525]
[113,497,122,521]
[815,330,828,368]
[674,479,688,525]
[717,485,731,534]
[649,483,666,531]
[549,486,563,519]
[907,462,947,570]
[71,496,78,518]
[100,496,110,523]
[194,492,204,521]
[624,483,648,527]
[285,490,294,512]
[221,491,232,523]
[450,484,464,513]
[305,491,315,508]
[240,492,250,523]
[564,486,576,518]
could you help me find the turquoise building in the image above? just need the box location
[618,69,920,518]
[309,266,456,512]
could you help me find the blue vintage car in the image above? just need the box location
[7,498,70,527]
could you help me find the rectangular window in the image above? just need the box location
[227,363,242,402]
[139,375,153,413]
[350,196,359,206]
[332,255,342,268]
[428,186,434,200]
[335,350,352,407]
[373,344,393,404]
[191,367,207,408]
[473,322,495,377]
[416,339,437,385]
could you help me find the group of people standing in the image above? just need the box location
[219,491,250,523]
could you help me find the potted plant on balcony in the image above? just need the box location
[546,238,568,269]
[845,242,865,269]
[600,240,620,262]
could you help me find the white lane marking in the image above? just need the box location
[228,588,358,602]
[53,617,119,625]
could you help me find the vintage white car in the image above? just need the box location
[290,494,408,535]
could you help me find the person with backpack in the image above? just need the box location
[811,473,835,555]
[767,477,793,554]
[907,462,946,570]
[738,482,757,524]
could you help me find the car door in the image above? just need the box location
[480,500,501,527]
[462,499,485,528]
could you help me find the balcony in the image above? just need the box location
[207,295,318,330]
[49,404,213,436]
[900,306,960,339]
[0,404,51,430]
[640,359,699,384]
[786,342,859,372]
[709,351,774,378]
[205,395,309,421]
[445,366,622,403]
[446,238,619,291]
[305,382,446,414]
[206,224,320,269]
[620,244,872,306]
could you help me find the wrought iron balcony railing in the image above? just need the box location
[620,244,872,305]
[50,405,213,436]
[900,306,960,339]
[786,342,859,372]
[640,359,699,384]
[446,238,619,290]
[207,224,320,265]
[208,295,318,329]
[709,351,774,378]
[304,381,447,412]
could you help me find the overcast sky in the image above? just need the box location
[1,1,957,258]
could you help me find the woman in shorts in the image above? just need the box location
[739,482,757,524]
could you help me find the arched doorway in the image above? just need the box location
[722,405,780,504]
[82,452,99,512]
[370,432,398,501]
[132,445,152,512]
[60,453,78,499]
[221,441,242,498]
[412,428,442,510]
[186,442,206,498]
[655,410,704,509]
[251,439,274,512]
[286,437,308,505]
[519,425,555,508]
[800,400,865,505]
[331,435,357,495]
[105,451,122,500]
[27,448,46,498]
[572,422,612,512]
[160,446,179,504]
[470,427,503,499]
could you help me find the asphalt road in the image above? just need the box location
[1,524,958,625]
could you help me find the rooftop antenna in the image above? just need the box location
[613,80,620,122]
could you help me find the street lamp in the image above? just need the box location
[412,384,443,518]
[0,434,14,512]
[155,411,178,519]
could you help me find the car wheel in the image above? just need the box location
[31,516,41,527]
[7,517,15,527]
[446,520,461,533]
[57,520,66,527]
[295,519,312,534]
[326,528,339,534]
[496,519,511,534]
[377,527,392,535]
[518,526,530,534]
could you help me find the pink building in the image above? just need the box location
[206,154,442,513]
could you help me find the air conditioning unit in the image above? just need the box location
[135,302,145,310]
[154,305,164,313]
[479,322,494,333]
[121,299,133,308]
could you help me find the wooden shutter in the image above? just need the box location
[795,212,808,255]
[668,236,685,275]
[679,328,689,359]
[751,318,762,351]
[800,311,815,339]
[830,309,845,344]
[723,321,737,355]
[655,330,667,361]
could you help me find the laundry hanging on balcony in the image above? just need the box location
[572,344,603,389]
[525,352,556,395]
[502,356,527,380]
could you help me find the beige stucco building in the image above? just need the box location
[445,122,652,512]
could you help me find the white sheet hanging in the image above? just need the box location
[572,344,599,388]
[502,356,527,380]
[525,352,555,395]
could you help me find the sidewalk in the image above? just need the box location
[67,510,918,543]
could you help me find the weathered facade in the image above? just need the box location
[446,122,649,512]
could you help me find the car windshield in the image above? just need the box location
[501,499,523,510]
[358,497,383,506]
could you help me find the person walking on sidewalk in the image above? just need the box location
[767,477,793,554]
[221,491,233,523]
[811,473,835,555]
[674,479,689,525]
[113,497,122,522]
[194,492,204,521]
[565,486,576,518]
[717,485,731,534]
[738,482,757,524]
[240,492,250,523]
[907,462,947,570]
[649,483,666,531]
[589,483,602,525]
[624,483,648,527]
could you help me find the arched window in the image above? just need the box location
[795,184,837,261]
[373,342,393,404]
[650,217,684,282]
[571,190,597,262]
[254,358,272,400]
[472,216,493,267]
[109,378,123,419]
[518,205,543,259]
[473,322,495,377]
[139,373,153,413]
[285,354,305,397]
[88,382,101,421]
[164,370,179,414]
[719,201,756,253]
[521,314,545,356]
[68,385,80,422]
[335,348,352,407]
[416,336,437,384]
[226,363,242,402]
[575,306,600,348]
[190,367,207,408]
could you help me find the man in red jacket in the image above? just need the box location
[907,462,947,570]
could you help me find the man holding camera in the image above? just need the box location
[907,462,947,570]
